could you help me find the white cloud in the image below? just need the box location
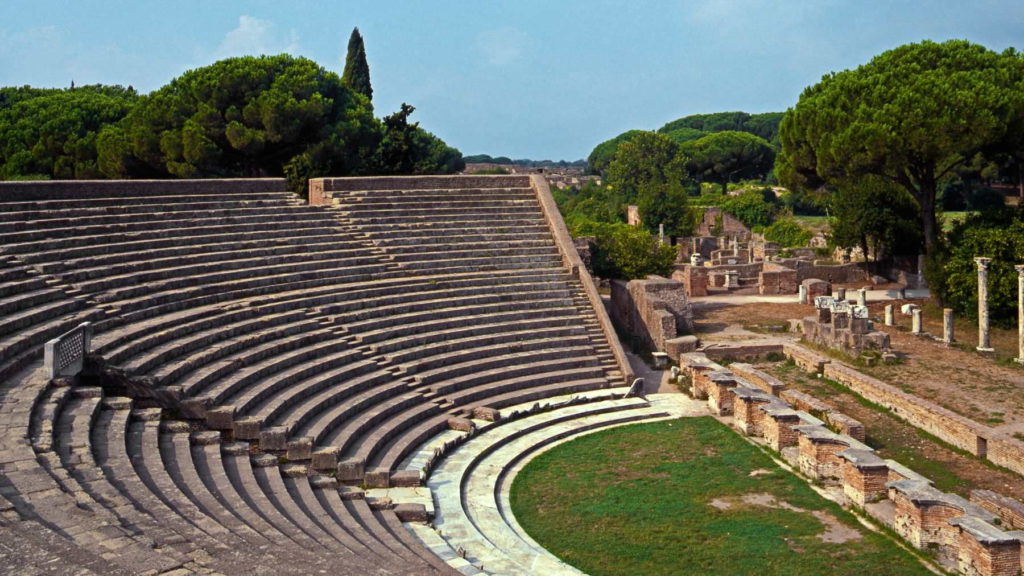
[212,15,300,59]
[475,27,533,67]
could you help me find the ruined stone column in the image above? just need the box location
[975,257,994,352]
[943,308,954,345]
[798,285,807,305]
[911,309,923,334]
[884,304,894,327]
[837,287,847,301]
[857,288,867,307]
[1016,265,1024,364]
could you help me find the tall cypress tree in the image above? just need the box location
[342,27,372,103]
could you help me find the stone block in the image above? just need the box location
[337,458,365,483]
[311,447,340,471]
[665,335,699,358]
[205,405,236,431]
[364,467,391,489]
[286,437,313,461]
[393,503,429,523]
[189,431,221,446]
[234,417,261,440]
[259,426,289,451]
[179,397,210,420]
[471,407,501,422]
[390,470,422,488]
[338,485,365,500]
[448,417,475,433]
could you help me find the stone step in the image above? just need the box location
[0,208,339,244]
[0,203,323,234]
[0,296,86,339]
[2,215,344,256]
[18,225,349,265]
[0,196,298,221]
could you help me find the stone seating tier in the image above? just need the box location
[0,175,628,574]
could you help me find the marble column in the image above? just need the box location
[1016,265,1024,364]
[943,308,954,345]
[884,304,894,327]
[857,288,867,307]
[799,285,807,305]
[911,309,923,334]
[837,287,847,301]
[975,257,994,352]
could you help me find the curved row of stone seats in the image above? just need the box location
[0,256,105,382]
[26,375,455,574]
[1,175,629,573]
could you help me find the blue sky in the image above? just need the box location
[2,1,1022,160]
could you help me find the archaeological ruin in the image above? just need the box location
[1,174,1023,576]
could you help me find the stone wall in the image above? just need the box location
[677,350,1024,576]
[695,207,751,239]
[672,265,708,297]
[610,276,693,353]
[759,262,798,295]
[779,343,1024,478]
[775,259,868,284]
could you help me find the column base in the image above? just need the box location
[976,347,995,353]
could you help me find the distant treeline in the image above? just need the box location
[463,154,587,169]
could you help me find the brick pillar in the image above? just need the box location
[1017,265,1024,364]
[943,308,954,345]
[976,257,994,352]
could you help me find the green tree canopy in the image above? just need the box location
[763,218,812,248]
[572,220,677,280]
[98,55,379,179]
[776,40,1024,260]
[342,27,373,103]
[829,177,923,261]
[606,131,691,236]
[0,85,137,179]
[720,189,776,229]
[679,131,776,194]
[663,127,706,145]
[659,111,783,143]
[586,129,646,177]
[936,209,1024,326]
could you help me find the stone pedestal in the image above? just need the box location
[942,308,954,345]
[911,309,923,334]
[884,304,895,327]
[976,257,994,352]
[1017,265,1024,364]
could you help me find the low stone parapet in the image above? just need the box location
[729,363,786,395]
[793,424,870,481]
[838,449,889,506]
[950,516,1023,576]
[971,490,1024,531]
[782,342,830,374]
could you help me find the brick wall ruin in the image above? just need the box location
[677,350,1024,576]
[609,276,693,354]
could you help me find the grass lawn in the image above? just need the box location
[510,418,934,576]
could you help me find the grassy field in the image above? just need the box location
[510,418,935,576]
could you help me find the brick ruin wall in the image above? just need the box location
[774,259,869,284]
[678,350,1024,576]
[609,276,693,354]
[695,207,750,239]
[821,361,1024,476]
